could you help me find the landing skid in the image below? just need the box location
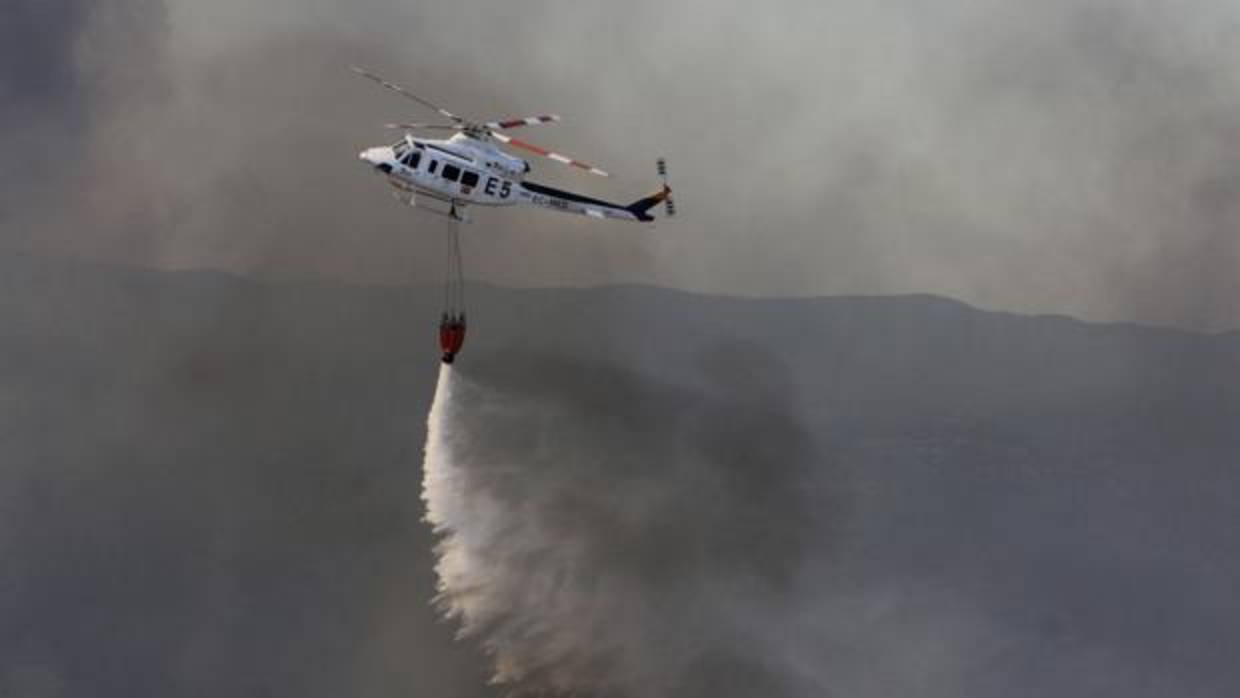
[390,188,470,223]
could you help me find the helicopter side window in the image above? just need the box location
[442,164,461,182]
[461,171,480,188]
[428,160,439,175]
[402,151,421,169]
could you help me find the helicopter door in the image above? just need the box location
[460,170,480,196]
[437,164,480,197]
[442,163,461,184]
[400,150,421,177]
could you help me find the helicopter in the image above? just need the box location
[352,66,675,224]
[351,66,676,364]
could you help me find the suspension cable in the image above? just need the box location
[442,215,453,316]
[443,214,465,319]
[453,221,465,317]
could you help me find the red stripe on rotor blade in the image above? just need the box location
[509,138,551,156]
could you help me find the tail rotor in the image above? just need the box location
[657,158,677,218]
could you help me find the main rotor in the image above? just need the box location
[351,65,609,177]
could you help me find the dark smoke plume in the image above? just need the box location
[1,0,168,253]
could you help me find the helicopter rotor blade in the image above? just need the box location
[384,123,461,131]
[489,131,609,177]
[482,114,561,130]
[350,66,466,124]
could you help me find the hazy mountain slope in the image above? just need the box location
[1,253,1237,696]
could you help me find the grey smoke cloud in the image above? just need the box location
[1,0,95,221]
[1,1,91,106]
[1,0,168,253]
[5,0,1240,329]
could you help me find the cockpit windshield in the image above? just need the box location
[392,140,411,158]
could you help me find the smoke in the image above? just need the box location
[422,355,839,697]
[4,257,1239,695]
[417,326,1240,698]
[6,0,1240,328]
[1,0,169,256]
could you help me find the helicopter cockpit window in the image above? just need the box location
[442,164,461,182]
[402,151,421,169]
[393,141,411,158]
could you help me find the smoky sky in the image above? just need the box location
[4,0,1240,329]
[1,0,97,217]
[1,1,91,107]
[1,0,168,251]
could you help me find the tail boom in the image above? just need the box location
[517,181,669,222]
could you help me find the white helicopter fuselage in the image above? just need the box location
[360,134,523,206]
[359,133,665,223]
